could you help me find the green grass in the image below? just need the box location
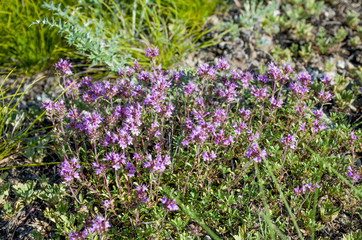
[0,0,76,75]
[36,0,227,71]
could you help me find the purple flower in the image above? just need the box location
[320,75,334,86]
[215,57,230,71]
[295,182,320,196]
[269,98,283,109]
[250,87,269,100]
[244,143,267,163]
[92,162,107,175]
[135,184,148,203]
[160,197,178,211]
[268,62,283,82]
[290,82,309,99]
[145,46,159,58]
[184,81,199,96]
[347,166,360,182]
[103,200,111,209]
[318,90,333,103]
[257,74,268,83]
[125,162,136,177]
[239,108,251,120]
[348,131,357,143]
[171,71,184,83]
[280,134,297,149]
[312,120,326,133]
[60,157,81,183]
[68,230,87,240]
[297,72,312,86]
[232,120,247,135]
[104,152,126,170]
[89,216,110,235]
[55,58,72,75]
[143,154,171,173]
[299,122,306,132]
[201,151,217,162]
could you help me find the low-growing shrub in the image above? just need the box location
[35,0,226,71]
[43,51,361,239]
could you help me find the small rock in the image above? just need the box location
[218,42,226,50]
[223,36,230,42]
[337,60,345,69]
[346,60,355,70]
[203,235,212,240]
[234,37,241,44]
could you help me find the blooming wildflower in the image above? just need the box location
[135,184,149,203]
[244,143,267,163]
[295,105,308,115]
[280,134,297,149]
[202,151,217,162]
[103,200,111,209]
[268,62,283,82]
[171,71,184,83]
[60,157,81,183]
[143,154,171,173]
[247,130,260,142]
[320,75,334,86]
[239,108,251,120]
[282,63,293,74]
[348,131,357,143]
[318,90,333,103]
[232,120,247,135]
[41,100,66,118]
[215,57,230,71]
[89,216,111,235]
[216,81,238,102]
[347,166,360,182]
[250,87,269,100]
[313,109,324,120]
[290,82,309,99]
[240,71,253,89]
[160,197,178,211]
[55,58,72,75]
[184,81,199,95]
[294,182,320,196]
[92,162,107,175]
[257,74,268,83]
[68,230,88,240]
[197,63,210,75]
[145,46,159,58]
[125,162,136,177]
[269,98,283,109]
[312,120,326,133]
[297,72,312,86]
[299,122,306,132]
[133,59,142,72]
[105,152,126,170]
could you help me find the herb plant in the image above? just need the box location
[42,51,361,239]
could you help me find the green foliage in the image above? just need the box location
[0,71,47,164]
[238,0,279,30]
[0,174,66,223]
[270,45,293,63]
[346,11,359,29]
[0,0,75,75]
[343,229,362,240]
[298,43,314,62]
[294,20,313,40]
[35,0,225,71]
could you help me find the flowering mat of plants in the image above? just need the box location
[0,1,361,240]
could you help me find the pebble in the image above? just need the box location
[218,42,226,50]
[203,235,212,240]
[337,60,345,69]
